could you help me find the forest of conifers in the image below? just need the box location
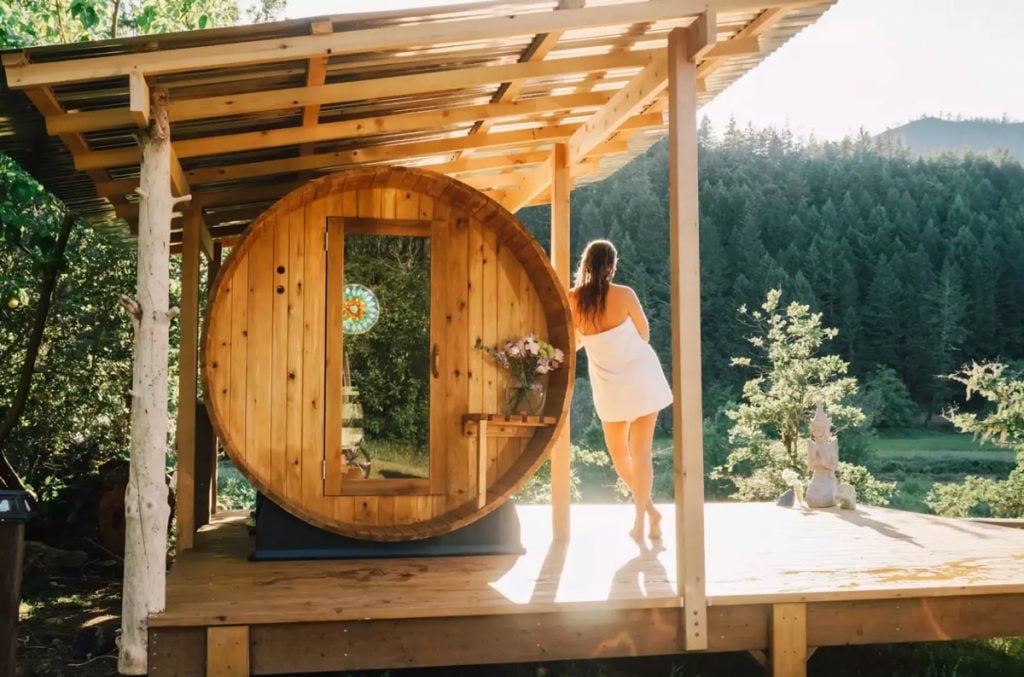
[520,122,1024,425]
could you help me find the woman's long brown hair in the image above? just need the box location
[573,239,617,325]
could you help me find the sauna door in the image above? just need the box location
[323,217,440,496]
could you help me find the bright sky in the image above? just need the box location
[267,0,1024,140]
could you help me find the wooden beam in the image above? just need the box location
[569,12,714,166]
[132,146,619,216]
[175,208,201,553]
[697,7,785,81]
[6,0,723,89]
[685,10,718,62]
[668,24,708,652]
[772,603,807,677]
[704,35,760,59]
[206,626,249,676]
[49,51,655,135]
[46,69,149,135]
[458,0,584,160]
[22,87,110,189]
[198,214,214,261]
[74,91,613,169]
[302,20,333,127]
[476,419,488,509]
[501,162,552,213]
[185,125,570,185]
[128,69,150,129]
[169,148,189,198]
[550,142,572,542]
[176,50,655,123]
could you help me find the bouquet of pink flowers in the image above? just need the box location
[475,334,565,386]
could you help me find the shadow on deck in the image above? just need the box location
[149,503,1024,675]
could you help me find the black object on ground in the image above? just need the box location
[251,494,524,560]
[0,490,31,677]
[776,489,796,507]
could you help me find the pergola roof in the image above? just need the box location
[0,0,834,245]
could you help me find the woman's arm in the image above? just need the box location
[567,289,584,351]
[626,287,650,343]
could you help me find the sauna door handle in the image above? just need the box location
[431,344,440,378]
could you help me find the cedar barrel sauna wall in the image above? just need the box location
[203,167,574,540]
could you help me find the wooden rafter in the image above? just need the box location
[568,12,715,166]
[456,0,584,161]
[44,50,655,135]
[696,5,782,81]
[100,141,629,211]
[180,112,661,186]
[73,91,614,170]
[7,0,783,89]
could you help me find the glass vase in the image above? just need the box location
[503,380,546,416]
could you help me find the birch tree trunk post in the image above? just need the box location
[118,86,186,675]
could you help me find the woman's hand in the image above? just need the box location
[626,288,650,343]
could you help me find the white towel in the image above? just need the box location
[578,319,674,423]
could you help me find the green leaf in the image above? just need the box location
[198,14,208,29]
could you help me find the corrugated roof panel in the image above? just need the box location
[0,0,837,235]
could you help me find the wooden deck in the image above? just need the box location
[150,503,1024,675]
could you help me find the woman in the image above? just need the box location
[569,239,674,541]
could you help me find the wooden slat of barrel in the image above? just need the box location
[228,259,247,459]
[285,203,306,501]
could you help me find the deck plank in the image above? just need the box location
[153,503,1024,628]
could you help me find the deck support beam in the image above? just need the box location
[772,603,808,677]
[175,206,202,552]
[550,142,572,542]
[207,625,250,676]
[668,21,710,652]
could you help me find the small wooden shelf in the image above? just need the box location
[462,413,558,508]
[462,413,558,426]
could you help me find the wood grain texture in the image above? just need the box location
[772,603,807,677]
[668,25,708,651]
[152,504,1024,652]
[206,625,249,676]
[202,167,573,540]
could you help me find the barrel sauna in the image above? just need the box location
[203,167,574,540]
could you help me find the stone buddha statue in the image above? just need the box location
[805,404,856,509]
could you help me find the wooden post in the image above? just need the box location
[176,207,201,551]
[207,625,250,676]
[772,603,808,677]
[119,86,186,674]
[0,521,25,677]
[476,419,488,509]
[668,23,709,651]
[208,242,223,514]
[550,143,572,542]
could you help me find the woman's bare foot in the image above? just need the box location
[629,514,645,542]
[647,506,663,540]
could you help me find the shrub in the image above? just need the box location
[712,290,893,504]
[927,362,1024,518]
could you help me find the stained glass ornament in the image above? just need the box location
[342,284,380,334]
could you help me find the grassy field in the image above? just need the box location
[865,426,1016,513]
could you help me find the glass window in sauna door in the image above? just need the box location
[324,223,432,494]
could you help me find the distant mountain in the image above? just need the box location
[878,117,1024,163]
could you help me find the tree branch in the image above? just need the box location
[111,0,121,38]
[0,211,76,503]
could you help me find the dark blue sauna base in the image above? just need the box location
[250,494,525,560]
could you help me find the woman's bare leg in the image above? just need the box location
[601,420,634,493]
[629,412,662,539]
